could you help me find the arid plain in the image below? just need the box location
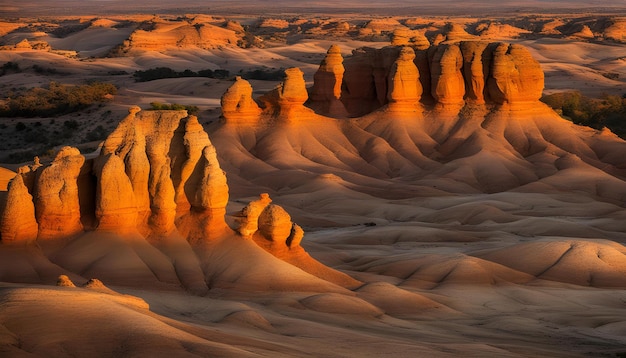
[1,1,626,357]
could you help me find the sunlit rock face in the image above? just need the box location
[34,146,85,240]
[487,43,544,106]
[0,106,357,292]
[1,107,230,242]
[337,40,544,117]
[429,44,466,110]
[259,67,315,120]
[387,47,423,112]
[235,194,360,288]
[100,108,230,236]
[0,175,38,244]
[113,17,241,53]
[220,76,262,124]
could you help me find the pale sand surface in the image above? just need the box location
[1,11,626,358]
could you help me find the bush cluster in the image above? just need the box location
[148,102,199,114]
[133,66,286,82]
[240,68,285,81]
[0,61,21,76]
[541,91,626,138]
[0,81,117,117]
[133,67,230,82]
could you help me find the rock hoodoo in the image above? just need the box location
[34,146,85,240]
[0,175,38,244]
[220,76,262,123]
[235,193,359,288]
[430,44,466,109]
[0,106,357,292]
[387,46,422,112]
[308,45,348,117]
[259,67,314,120]
[487,43,544,106]
[219,41,544,120]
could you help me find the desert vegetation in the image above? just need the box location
[541,92,626,137]
[0,82,117,117]
[133,67,230,82]
[148,101,199,114]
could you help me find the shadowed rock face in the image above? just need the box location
[308,45,349,118]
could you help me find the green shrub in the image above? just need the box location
[133,67,230,82]
[541,91,626,138]
[0,81,117,117]
[0,61,21,76]
[63,120,79,129]
[85,125,107,142]
[149,102,199,114]
[241,68,285,81]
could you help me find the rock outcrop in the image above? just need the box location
[259,67,314,120]
[236,193,272,238]
[236,194,360,288]
[220,77,262,123]
[93,153,138,233]
[339,41,544,116]
[114,18,241,53]
[387,47,422,112]
[429,44,466,109]
[460,41,491,104]
[308,45,348,117]
[34,147,85,240]
[0,175,38,244]
[0,105,358,292]
[222,41,544,121]
[487,43,544,105]
[56,275,76,287]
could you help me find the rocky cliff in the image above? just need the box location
[221,40,543,123]
[0,107,357,293]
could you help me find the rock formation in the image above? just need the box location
[235,194,359,287]
[222,41,544,121]
[460,41,491,104]
[220,77,262,123]
[259,67,314,120]
[236,193,272,238]
[34,147,85,240]
[56,275,76,287]
[235,194,310,253]
[93,153,138,233]
[441,23,478,43]
[0,175,38,244]
[429,44,466,109]
[0,104,360,292]
[487,43,544,105]
[114,18,241,53]
[331,41,544,116]
[308,44,349,117]
[387,47,422,112]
